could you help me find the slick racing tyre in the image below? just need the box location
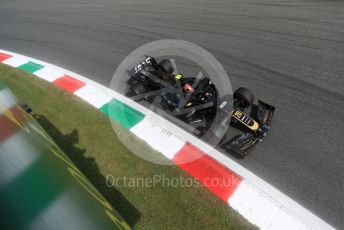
[130,82,146,95]
[158,59,174,75]
[233,87,254,108]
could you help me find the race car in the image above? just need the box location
[126,56,275,157]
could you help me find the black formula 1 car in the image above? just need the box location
[126,56,275,157]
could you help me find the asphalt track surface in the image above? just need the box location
[1,0,344,228]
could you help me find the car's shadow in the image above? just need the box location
[33,114,141,227]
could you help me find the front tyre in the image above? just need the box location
[233,87,254,108]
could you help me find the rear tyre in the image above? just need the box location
[233,87,254,108]
[130,82,146,95]
[158,59,174,75]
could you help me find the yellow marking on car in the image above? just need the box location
[175,74,183,80]
[234,110,243,118]
[232,109,259,131]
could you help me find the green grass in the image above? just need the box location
[0,63,255,230]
